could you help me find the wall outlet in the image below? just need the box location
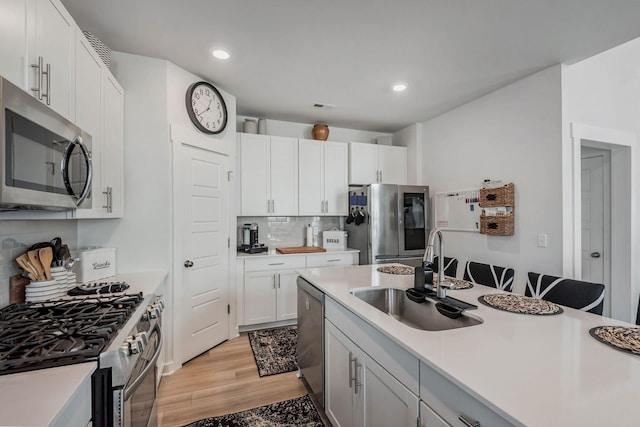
[537,234,548,248]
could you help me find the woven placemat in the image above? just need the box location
[590,326,640,356]
[433,276,473,290]
[377,265,414,275]
[478,294,563,315]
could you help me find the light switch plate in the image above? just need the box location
[537,234,548,248]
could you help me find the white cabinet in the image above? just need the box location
[29,0,76,119]
[0,0,28,87]
[420,361,513,427]
[348,142,407,185]
[419,401,451,427]
[242,256,306,325]
[74,29,124,219]
[298,140,348,215]
[306,252,358,268]
[239,133,298,216]
[325,321,419,427]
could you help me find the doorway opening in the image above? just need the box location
[565,123,637,322]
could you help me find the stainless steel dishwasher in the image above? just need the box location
[297,277,325,408]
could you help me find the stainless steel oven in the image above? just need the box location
[93,295,164,427]
[0,75,92,211]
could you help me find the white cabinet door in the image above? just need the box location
[73,29,103,218]
[31,0,76,119]
[359,351,419,427]
[325,321,357,427]
[0,0,28,87]
[378,145,407,185]
[244,271,277,324]
[419,401,451,427]
[101,72,124,217]
[298,140,324,215]
[269,136,298,215]
[349,142,379,185]
[276,269,298,321]
[324,141,348,215]
[240,134,270,215]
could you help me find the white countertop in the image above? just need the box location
[0,362,96,427]
[237,248,359,258]
[297,264,640,427]
[0,270,168,426]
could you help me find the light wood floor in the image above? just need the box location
[157,334,308,427]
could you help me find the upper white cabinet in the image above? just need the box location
[29,0,76,119]
[0,1,28,87]
[74,30,124,219]
[0,0,76,119]
[239,133,298,216]
[349,142,407,185]
[298,139,348,216]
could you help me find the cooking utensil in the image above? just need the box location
[50,237,62,266]
[27,250,45,281]
[16,254,39,281]
[61,244,71,261]
[39,247,53,280]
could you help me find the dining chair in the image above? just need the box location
[463,261,515,292]
[525,272,605,315]
[433,256,458,278]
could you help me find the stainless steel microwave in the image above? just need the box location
[0,76,92,211]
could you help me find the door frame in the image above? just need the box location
[563,123,638,321]
[170,124,235,370]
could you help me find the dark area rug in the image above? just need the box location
[248,325,298,377]
[184,395,322,427]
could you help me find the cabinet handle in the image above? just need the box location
[277,273,280,288]
[327,259,341,262]
[268,262,284,266]
[348,351,355,388]
[273,273,276,289]
[325,200,329,213]
[103,187,113,213]
[354,360,362,394]
[458,414,480,427]
[379,170,382,182]
[267,200,270,213]
[43,62,50,105]
[31,56,44,100]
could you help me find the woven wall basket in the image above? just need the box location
[83,31,111,68]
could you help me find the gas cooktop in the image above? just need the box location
[0,293,143,375]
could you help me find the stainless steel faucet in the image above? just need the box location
[423,227,456,298]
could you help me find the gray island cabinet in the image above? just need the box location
[296,264,640,427]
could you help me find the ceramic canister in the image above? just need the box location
[243,119,257,134]
[257,118,267,134]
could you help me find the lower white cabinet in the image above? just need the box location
[243,256,305,324]
[325,320,419,427]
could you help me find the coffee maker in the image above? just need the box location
[239,223,268,253]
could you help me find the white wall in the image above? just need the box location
[237,115,390,144]
[420,66,563,294]
[562,37,640,322]
[394,123,424,185]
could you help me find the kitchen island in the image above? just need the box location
[297,264,640,427]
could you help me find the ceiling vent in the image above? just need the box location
[313,103,336,109]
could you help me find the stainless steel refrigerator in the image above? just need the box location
[346,184,429,267]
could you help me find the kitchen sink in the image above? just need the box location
[350,287,483,331]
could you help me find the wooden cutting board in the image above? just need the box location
[10,274,29,304]
[276,246,327,254]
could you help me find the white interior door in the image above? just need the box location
[181,144,229,362]
[581,154,608,314]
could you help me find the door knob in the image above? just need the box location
[184,260,194,268]
[590,252,601,258]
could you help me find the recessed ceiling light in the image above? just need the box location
[212,49,230,60]
[392,82,408,92]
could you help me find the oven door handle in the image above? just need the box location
[123,324,162,400]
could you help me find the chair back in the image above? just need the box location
[525,272,605,315]
[463,261,514,292]
[433,256,458,278]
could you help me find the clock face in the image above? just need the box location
[185,82,228,134]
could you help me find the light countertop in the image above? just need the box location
[237,248,359,258]
[297,264,640,427]
[0,362,96,427]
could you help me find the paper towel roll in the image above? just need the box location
[306,225,313,247]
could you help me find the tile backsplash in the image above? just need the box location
[237,216,345,248]
[0,220,77,308]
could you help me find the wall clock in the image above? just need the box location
[185,81,228,134]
